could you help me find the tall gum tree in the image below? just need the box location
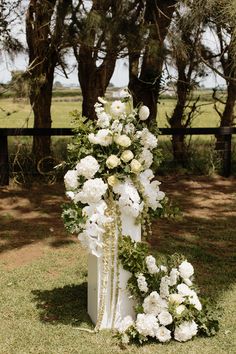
[128,0,178,122]
[26,0,71,162]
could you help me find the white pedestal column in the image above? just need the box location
[88,211,141,329]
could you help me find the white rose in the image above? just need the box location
[158,311,173,326]
[64,170,79,190]
[179,260,194,279]
[130,159,142,173]
[156,326,171,343]
[177,283,193,297]
[174,321,198,342]
[115,134,131,148]
[121,150,134,162]
[110,100,126,116]
[106,155,121,169]
[107,175,119,187]
[139,105,150,120]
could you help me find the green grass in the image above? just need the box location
[0,96,223,129]
[0,179,236,354]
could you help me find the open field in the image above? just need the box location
[0,176,236,354]
[0,94,224,128]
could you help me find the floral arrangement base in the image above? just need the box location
[88,212,141,329]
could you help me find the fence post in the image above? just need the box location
[0,135,9,186]
[223,132,232,178]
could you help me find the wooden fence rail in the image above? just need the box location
[0,127,235,186]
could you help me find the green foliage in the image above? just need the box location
[61,202,85,234]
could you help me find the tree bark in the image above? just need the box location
[26,0,70,162]
[128,0,177,122]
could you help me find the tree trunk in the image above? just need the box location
[128,0,177,123]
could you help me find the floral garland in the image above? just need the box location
[117,236,219,345]
[62,89,165,258]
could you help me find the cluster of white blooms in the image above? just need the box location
[136,273,148,293]
[119,258,202,344]
[145,255,159,274]
[63,91,165,257]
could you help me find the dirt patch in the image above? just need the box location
[0,176,235,270]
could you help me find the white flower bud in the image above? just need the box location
[139,105,150,120]
[106,155,121,169]
[121,150,134,162]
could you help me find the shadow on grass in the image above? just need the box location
[31,282,93,327]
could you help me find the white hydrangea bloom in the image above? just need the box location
[156,326,171,343]
[174,321,198,342]
[76,156,100,180]
[145,255,159,274]
[64,170,79,190]
[88,129,112,146]
[110,100,126,116]
[138,148,153,168]
[75,178,108,205]
[135,313,159,337]
[143,291,167,315]
[140,128,158,150]
[118,316,134,333]
[179,261,194,279]
[136,274,148,293]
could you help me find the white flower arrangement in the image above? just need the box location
[117,236,219,345]
[62,90,164,257]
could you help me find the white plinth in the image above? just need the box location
[88,211,141,329]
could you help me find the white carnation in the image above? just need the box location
[140,128,158,150]
[145,255,159,274]
[158,311,173,326]
[179,260,194,279]
[135,313,159,338]
[64,170,79,190]
[139,105,150,120]
[137,273,148,293]
[76,156,100,179]
[110,100,126,116]
[75,178,108,205]
[138,148,153,168]
[156,326,171,343]
[143,291,167,315]
[88,129,112,146]
[174,321,198,342]
[118,316,134,333]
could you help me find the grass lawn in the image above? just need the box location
[0,177,235,354]
[0,96,223,129]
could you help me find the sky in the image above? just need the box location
[0,52,225,89]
